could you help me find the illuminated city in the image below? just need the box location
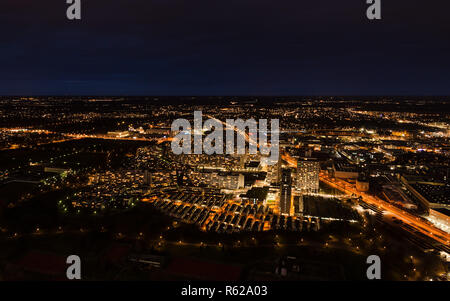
[1,0,449,294]
[0,96,448,281]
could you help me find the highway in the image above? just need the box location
[0,128,171,148]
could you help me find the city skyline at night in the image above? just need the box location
[0,0,449,289]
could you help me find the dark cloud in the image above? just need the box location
[0,0,449,95]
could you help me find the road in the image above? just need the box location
[0,128,172,148]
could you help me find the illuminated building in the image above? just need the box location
[332,160,359,179]
[280,168,292,215]
[356,176,369,192]
[144,170,153,187]
[107,131,130,138]
[296,158,320,193]
[191,171,244,190]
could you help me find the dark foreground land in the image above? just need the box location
[0,198,446,281]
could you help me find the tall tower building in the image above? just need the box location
[144,170,153,188]
[276,155,282,183]
[176,169,184,187]
[280,168,292,215]
[296,158,320,193]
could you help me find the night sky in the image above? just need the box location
[1,0,449,96]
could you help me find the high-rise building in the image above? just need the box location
[176,169,184,187]
[280,168,292,215]
[296,158,320,193]
[276,155,282,183]
[144,170,152,187]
